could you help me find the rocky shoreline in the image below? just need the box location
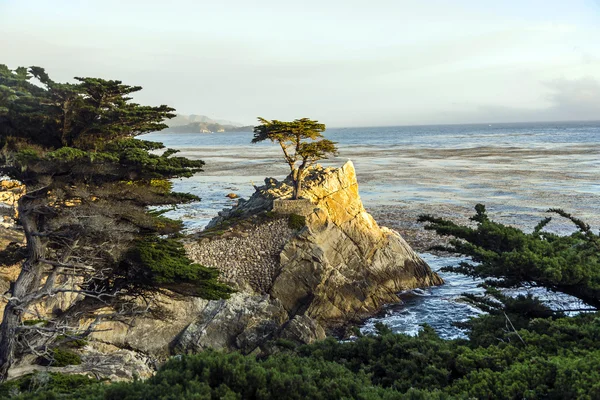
[0,161,443,380]
[183,161,443,334]
[369,203,474,253]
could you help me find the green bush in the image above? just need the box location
[22,319,47,327]
[288,213,306,230]
[47,348,82,367]
[0,372,97,399]
[7,313,599,399]
[125,237,234,299]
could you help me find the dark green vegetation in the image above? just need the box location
[43,348,82,368]
[126,237,230,298]
[253,117,338,199]
[4,205,598,399]
[287,213,306,230]
[3,313,599,399]
[0,65,232,380]
[419,204,600,309]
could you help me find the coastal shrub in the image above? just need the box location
[43,348,82,367]
[288,213,306,230]
[264,210,278,219]
[418,204,600,309]
[7,315,600,399]
[22,319,48,327]
[124,237,234,299]
[2,352,395,399]
[0,372,97,398]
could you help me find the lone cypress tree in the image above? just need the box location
[252,117,338,199]
[0,65,232,380]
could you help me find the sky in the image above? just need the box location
[1,0,600,127]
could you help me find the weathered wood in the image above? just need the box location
[0,198,46,382]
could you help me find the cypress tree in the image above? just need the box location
[0,65,232,380]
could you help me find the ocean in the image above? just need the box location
[141,120,600,338]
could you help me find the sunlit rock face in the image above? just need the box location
[0,180,24,228]
[268,161,443,326]
[186,161,442,341]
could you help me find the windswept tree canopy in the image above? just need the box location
[0,65,173,150]
[0,65,232,380]
[419,204,600,309]
[252,117,338,199]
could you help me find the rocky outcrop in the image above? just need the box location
[174,293,288,354]
[183,161,442,343]
[279,315,327,344]
[272,162,441,325]
[0,180,25,249]
[0,161,443,380]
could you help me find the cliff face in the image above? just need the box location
[269,161,442,325]
[176,161,442,354]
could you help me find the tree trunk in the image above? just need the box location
[0,200,46,382]
[291,168,303,200]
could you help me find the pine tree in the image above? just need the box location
[418,204,600,309]
[0,65,232,380]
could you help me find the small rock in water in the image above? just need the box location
[226,193,238,199]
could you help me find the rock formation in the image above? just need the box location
[178,161,442,353]
[0,161,443,379]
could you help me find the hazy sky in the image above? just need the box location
[2,0,600,126]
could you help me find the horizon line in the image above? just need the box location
[199,118,600,131]
[326,118,600,130]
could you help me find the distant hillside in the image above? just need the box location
[167,114,244,127]
[166,122,254,133]
[165,114,253,133]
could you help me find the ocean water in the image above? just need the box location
[142,121,600,338]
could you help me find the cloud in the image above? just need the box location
[545,77,600,117]
[443,77,600,124]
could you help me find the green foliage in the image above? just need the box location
[264,210,279,219]
[45,348,82,367]
[126,237,234,299]
[3,351,393,400]
[44,147,88,161]
[418,204,600,308]
[8,314,600,399]
[252,117,327,144]
[0,66,175,150]
[0,372,97,399]
[288,213,306,230]
[64,339,88,349]
[13,149,41,163]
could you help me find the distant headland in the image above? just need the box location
[165,114,253,133]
